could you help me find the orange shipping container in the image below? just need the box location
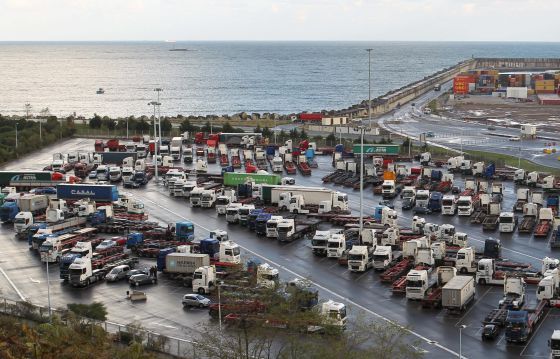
[383,171,396,181]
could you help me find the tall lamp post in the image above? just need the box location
[15,123,18,149]
[154,88,163,148]
[355,125,371,242]
[46,250,52,323]
[459,324,467,359]
[366,48,373,130]
[148,101,161,183]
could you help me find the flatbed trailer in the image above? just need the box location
[470,210,486,224]
[232,156,241,168]
[380,258,413,283]
[535,220,552,238]
[297,162,311,176]
[519,216,537,233]
[482,215,499,230]
[278,220,320,243]
[421,287,443,309]
[284,161,296,175]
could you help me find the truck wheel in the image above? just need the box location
[281,206,287,211]
[198,287,205,295]
[151,279,156,284]
[199,303,204,308]
[478,278,486,285]
[135,282,140,287]
[460,267,467,274]
[292,209,298,214]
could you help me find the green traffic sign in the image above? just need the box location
[352,144,400,155]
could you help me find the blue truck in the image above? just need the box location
[248,209,264,231]
[0,201,19,223]
[56,184,119,202]
[428,192,443,212]
[255,213,272,236]
[505,300,546,343]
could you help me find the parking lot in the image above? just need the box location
[1,137,559,358]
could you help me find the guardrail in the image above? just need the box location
[0,296,197,358]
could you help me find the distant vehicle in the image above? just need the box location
[451,186,461,194]
[423,108,432,115]
[413,206,432,215]
[509,136,521,141]
[482,324,500,340]
[96,88,105,94]
[96,239,117,251]
[182,294,211,308]
[487,126,496,131]
[34,187,57,195]
[125,268,149,280]
[129,273,157,286]
[434,84,441,91]
[426,131,435,138]
[88,172,97,179]
[411,102,416,107]
[402,198,414,210]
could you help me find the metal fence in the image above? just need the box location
[0,296,198,358]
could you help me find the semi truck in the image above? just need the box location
[347,246,375,272]
[170,137,182,161]
[69,256,137,287]
[254,184,348,211]
[94,152,138,165]
[519,203,539,233]
[441,275,475,312]
[277,218,320,242]
[505,300,546,343]
[482,202,502,230]
[223,172,281,186]
[56,184,119,202]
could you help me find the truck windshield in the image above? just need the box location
[500,217,513,223]
[266,222,277,228]
[109,171,120,176]
[123,171,133,177]
[14,218,26,224]
[216,198,229,205]
[551,339,560,350]
[457,200,470,207]
[312,239,327,246]
[327,241,340,248]
[225,247,241,256]
[416,194,429,200]
[373,254,389,261]
[40,244,53,253]
[239,209,250,215]
[442,200,454,206]
[226,209,238,215]
[278,226,292,233]
[96,169,106,174]
[382,185,393,191]
[406,280,423,287]
[69,268,86,276]
[348,254,363,261]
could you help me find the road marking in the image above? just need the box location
[0,266,26,301]
[454,286,491,326]
[137,194,465,358]
[28,277,40,283]
[151,322,179,330]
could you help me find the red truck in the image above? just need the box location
[106,139,120,152]
[94,140,105,152]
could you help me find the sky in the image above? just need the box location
[1,0,559,42]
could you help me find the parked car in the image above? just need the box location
[105,264,131,282]
[413,206,432,215]
[125,268,150,280]
[509,136,521,141]
[182,294,211,308]
[96,239,117,252]
[481,324,500,340]
[129,273,157,287]
[33,187,57,195]
[88,172,97,179]
[379,200,394,209]
[401,198,414,210]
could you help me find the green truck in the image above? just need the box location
[0,171,52,187]
[223,172,281,186]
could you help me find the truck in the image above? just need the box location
[499,276,526,310]
[17,194,48,214]
[201,189,219,208]
[0,171,53,187]
[56,184,119,202]
[192,265,217,294]
[226,203,243,224]
[238,204,256,226]
[265,215,283,238]
[427,191,443,212]
[543,175,560,193]
[505,300,546,343]
[0,201,19,223]
[381,180,400,199]
[254,184,348,211]
[373,246,402,271]
[476,258,540,286]
[223,172,281,186]
[69,256,137,287]
[277,218,319,242]
[441,195,457,215]
[347,246,374,272]
[482,202,501,230]
[272,156,283,173]
[311,230,330,256]
[535,208,554,238]
[94,152,138,165]
[550,330,560,359]
[498,212,517,233]
[183,147,193,163]
[170,137,182,161]
[457,195,475,216]
[514,188,530,212]
[283,153,296,175]
[441,275,475,312]
[28,217,88,248]
[406,269,437,300]
[415,190,430,208]
[519,203,539,233]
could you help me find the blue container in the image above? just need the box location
[56,184,119,202]
[157,248,177,271]
[266,146,276,156]
[335,144,344,153]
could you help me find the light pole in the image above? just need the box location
[218,280,224,332]
[15,123,18,149]
[366,48,373,130]
[126,116,129,139]
[148,101,161,183]
[154,88,163,149]
[459,324,467,359]
[355,125,370,242]
[46,251,52,323]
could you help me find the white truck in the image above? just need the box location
[373,246,401,270]
[550,330,560,359]
[256,263,280,288]
[441,275,475,312]
[192,265,216,294]
[457,196,474,216]
[201,189,218,208]
[170,137,182,161]
[327,232,346,258]
[537,268,560,305]
[454,247,477,274]
[108,166,122,182]
[272,157,283,172]
[406,269,434,300]
[190,187,204,207]
[499,276,526,310]
[254,185,349,212]
[225,203,243,224]
[381,180,398,199]
[265,215,283,238]
[134,159,146,172]
[441,195,457,215]
[17,194,48,214]
[311,230,330,256]
[499,212,517,233]
[183,147,193,163]
[348,245,375,272]
[122,167,135,182]
[415,190,430,208]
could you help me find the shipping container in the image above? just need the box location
[0,171,52,187]
[95,152,137,165]
[56,184,119,202]
[223,172,281,186]
[441,275,475,311]
[164,253,210,274]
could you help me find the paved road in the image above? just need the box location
[377,82,560,170]
[1,137,559,359]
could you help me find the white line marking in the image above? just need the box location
[0,266,26,301]
[137,194,465,358]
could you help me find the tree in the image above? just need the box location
[326,133,336,146]
[180,119,193,133]
[254,124,262,133]
[222,122,234,133]
[299,128,308,140]
[89,114,102,129]
[202,121,212,133]
[136,119,150,133]
[39,107,50,118]
[67,302,108,321]
[261,127,272,138]
[160,118,172,134]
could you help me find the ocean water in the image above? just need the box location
[1,41,559,118]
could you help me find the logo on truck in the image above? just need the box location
[70,190,96,196]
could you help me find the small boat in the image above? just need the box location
[96,88,105,94]
[169,48,189,52]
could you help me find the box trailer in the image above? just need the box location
[441,275,475,311]
[164,253,210,274]
[0,171,52,187]
[223,172,281,186]
[56,184,119,202]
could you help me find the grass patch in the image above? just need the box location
[463,149,560,175]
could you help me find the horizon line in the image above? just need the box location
[1,40,560,43]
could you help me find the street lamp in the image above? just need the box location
[459,324,467,359]
[366,48,373,130]
[46,250,52,323]
[15,123,18,149]
[218,280,224,332]
[154,88,163,148]
[148,101,161,183]
[355,125,371,242]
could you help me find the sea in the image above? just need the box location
[1,41,560,118]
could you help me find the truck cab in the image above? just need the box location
[406,269,430,300]
[382,180,397,199]
[499,212,517,233]
[190,187,204,207]
[415,190,430,208]
[266,215,283,238]
[256,263,279,289]
[550,330,560,359]
[373,245,394,270]
[441,195,457,215]
[499,276,526,310]
[438,224,455,242]
[348,245,374,272]
[183,147,193,163]
[215,196,231,215]
[14,211,34,233]
[327,233,346,258]
[192,265,216,294]
[455,247,476,274]
[320,300,347,329]
[457,196,474,216]
[226,203,242,224]
[428,191,443,212]
[121,167,134,183]
[272,156,283,172]
[201,190,217,208]
[277,219,295,242]
[219,241,241,264]
[95,165,109,181]
[238,204,255,225]
[312,230,330,256]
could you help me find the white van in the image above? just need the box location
[105,264,131,282]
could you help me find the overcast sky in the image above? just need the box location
[1,0,558,41]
